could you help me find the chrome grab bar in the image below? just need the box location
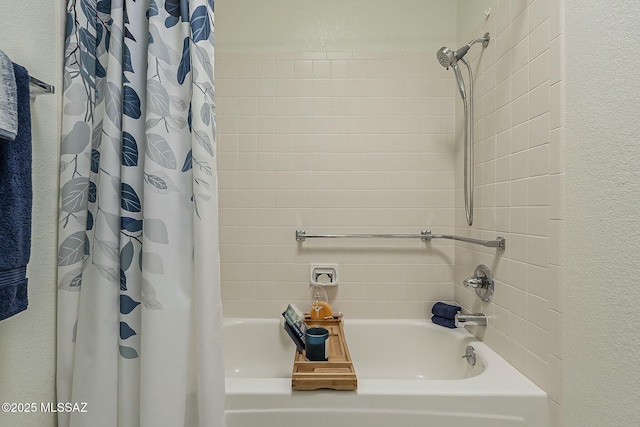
[295,230,505,251]
[296,230,428,241]
[424,232,505,251]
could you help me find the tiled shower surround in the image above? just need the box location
[216,52,459,319]
[217,1,563,425]
[454,0,563,424]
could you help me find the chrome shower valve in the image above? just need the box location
[463,264,494,302]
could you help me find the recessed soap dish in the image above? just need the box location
[310,264,338,287]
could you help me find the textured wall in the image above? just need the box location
[564,0,640,425]
[0,1,61,427]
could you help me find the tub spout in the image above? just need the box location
[455,313,487,328]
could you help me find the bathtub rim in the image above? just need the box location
[223,317,547,399]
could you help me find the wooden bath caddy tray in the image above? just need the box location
[291,315,358,391]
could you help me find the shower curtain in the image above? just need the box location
[57,1,224,426]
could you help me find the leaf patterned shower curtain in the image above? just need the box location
[57,1,224,426]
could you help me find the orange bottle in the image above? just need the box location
[310,301,333,320]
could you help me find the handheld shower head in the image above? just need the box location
[436,33,490,70]
[437,46,467,99]
[437,47,455,69]
[435,33,490,227]
[437,45,472,69]
[454,44,470,61]
[451,61,467,100]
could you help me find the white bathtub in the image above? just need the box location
[223,318,549,427]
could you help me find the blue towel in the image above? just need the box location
[431,302,461,319]
[0,50,18,141]
[0,62,31,321]
[431,315,456,329]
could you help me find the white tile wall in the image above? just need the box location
[217,52,458,318]
[454,0,563,425]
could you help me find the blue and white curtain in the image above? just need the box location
[57,1,224,426]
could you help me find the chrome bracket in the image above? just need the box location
[482,32,491,48]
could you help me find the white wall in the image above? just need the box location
[564,0,640,425]
[217,0,456,53]
[457,0,499,37]
[0,1,61,426]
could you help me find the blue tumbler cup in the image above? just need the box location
[305,327,329,361]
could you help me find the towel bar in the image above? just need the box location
[29,76,54,95]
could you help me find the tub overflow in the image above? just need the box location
[461,345,477,366]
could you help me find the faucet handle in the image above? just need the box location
[463,276,484,288]
[462,264,494,302]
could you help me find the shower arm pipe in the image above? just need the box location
[295,230,505,251]
[467,35,491,49]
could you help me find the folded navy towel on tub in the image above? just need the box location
[431,316,456,329]
[0,62,32,321]
[431,302,461,319]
